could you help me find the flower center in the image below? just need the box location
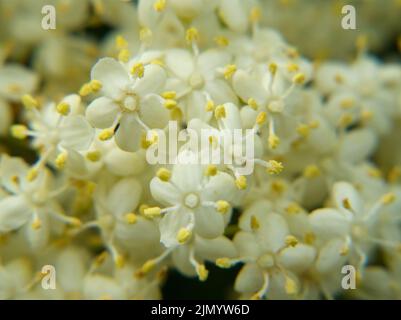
[184,193,200,209]
[257,253,275,269]
[122,94,138,112]
[189,72,204,89]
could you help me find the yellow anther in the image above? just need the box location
[139,27,153,43]
[268,133,280,149]
[21,94,39,109]
[381,193,396,205]
[339,113,353,127]
[361,110,373,123]
[156,167,171,181]
[216,200,230,214]
[56,102,71,116]
[214,105,226,119]
[214,35,229,47]
[11,125,28,139]
[139,259,156,276]
[69,217,82,228]
[86,150,101,162]
[287,47,299,59]
[151,59,164,67]
[250,215,260,231]
[94,251,108,266]
[340,98,355,109]
[216,258,232,268]
[118,49,131,63]
[170,107,182,121]
[304,232,316,245]
[186,27,199,43]
[223,64,237,80]
[303,165,321,178]
[340,244,349,256]
[309,120,320,129]
[247,98,258,110]
[342,198,352,210]
[164,99,177,110]
[356,34,368,53]
[31,217,42,230]
[79,83,92,97]
[367,167,382,178]
[125,213,138,224]
[90,80,102,92]
[284,276,298,295]
[131,62,145,78]
[285,235,299,247]
[162,91,176,99]
[144,207,162,218]
[286,203,302,214]
[256,111,267,125]
[249,6,261,23]
[388,166,401,183]
[55,152,68,170]
[115,255,125,268]
[205,165,217,177]
[271,180,286,194]
[177,228,192,244]
[235,175,247,190]
[153,0,166,12]
[139,204,149,215]
[287,62,299,72]
[266,160,284,175]
[98,129,114,141]
[292,73,306,85]
[296,124,310,138]
[26,168,39,182]
[268,62,278,76]
[115,35,128,50]
[196,264,208,281]
[205,100,215,112]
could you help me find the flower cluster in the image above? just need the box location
[0,0,400,300]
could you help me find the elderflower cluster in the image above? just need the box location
[0,0,401,300]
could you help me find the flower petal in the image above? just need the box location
[160,208,194,248]
[140,94,170,129]
[107,178,142,218]
[133,64,166,96]
[91,58,130,100]
[115,114,143,152]
[86,97,120,129]
[0,195,31,232]
[194,206,225,239]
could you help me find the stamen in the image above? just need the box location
[156,167,171,181]
[223,64,237,80]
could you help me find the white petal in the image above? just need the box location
[0,155,29,194]
[91,58,130,100]
[309,208,351,239]
[194,206,225,239]
[195,236,237,261]
[202,171,237,202]
[25,213,50,250]
[256,213,289,253]
[232,70,267,105]
[198,50,231,78]
[277,244,316,273]
[0,196,31,232]
[140,94,170,129]
[107,178,142,218]
[233,231,261,259]
[219,0,249,33]
[165,49,194,80]
[83,274,126,300]
[205,79,238,105]
[86,97,120,129]
[160,208,194,248]
[59,115,94,151]
[234,263,264,293]
[149,178,181,207]
[104,148,145,176]
[171,152,203,191]
[333,182,363,215]
[316,238,348,274]
[115,114,143,152]
[0,64,39,101]
[133,64,166,96]
[338,129,377,164]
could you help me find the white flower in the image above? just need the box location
[148,149,237,248]
[86,57,170,152]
